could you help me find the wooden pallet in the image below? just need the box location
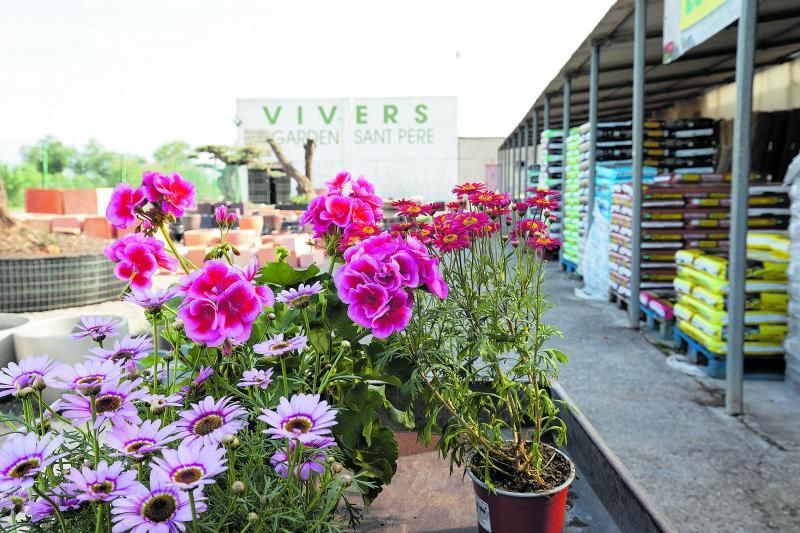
[608,290,630,311]
[559,257,578,274]
[639,304,674,341]
[673,328,785,380]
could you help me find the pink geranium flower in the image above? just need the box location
[106,183,145,229]
[178,260,271,347]
[104,234,178,290]
[140,171,196,218]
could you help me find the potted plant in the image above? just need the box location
[0,170,443,531]
[390,183,574,533]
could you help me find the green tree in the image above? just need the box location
[21,136,76,178]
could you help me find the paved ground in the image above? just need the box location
[545,266,800,532]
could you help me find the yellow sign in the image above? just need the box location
[680,0,727,30]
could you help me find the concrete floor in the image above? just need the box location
[545,266,800,532]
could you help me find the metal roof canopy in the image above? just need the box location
[502,0,800,143]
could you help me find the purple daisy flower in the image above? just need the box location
[65,460,138,503]
[0,487,28,515]
[0,355,61,398]
[111,472,206,532]
[89,335,153,364]
[270,436,336,480]
[61,378,146,429]
[71,315,121,342]
[28,483,81,523]
[52,359,122,396]
[193,366,214,387]
[253,334,308,358]
[0,432,64,492]
[175,396,247,446]
[275,281,324,309]
[237,368,274,390]
[259,393,337,443]
[150,440,227,491]
[123,286,181,312]
[105,420,180,460]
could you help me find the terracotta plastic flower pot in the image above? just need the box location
[468,447,575,533]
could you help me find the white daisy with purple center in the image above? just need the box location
[175,396,247,446]
[71,316,121,342]
[0,432,64,493]
[89,335,153,365]
[253,333,308,358]
[275,281,324,309]
[111,472,204,531]
[65,460,138,503]
[105,420,180,459]
[61,378,146,428]
[0,355,61,398]
[259,393,337,443]
[237,368,274,390]
[150,440,227,491]
[52,359,122,396]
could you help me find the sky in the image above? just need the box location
[0,0,615,163]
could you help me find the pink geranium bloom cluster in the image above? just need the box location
[178,259,274,347]
[334,232,447,338]
[104,234,179,290]
[299,172,383,239]
[106,171,196,229]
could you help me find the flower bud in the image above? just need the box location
[340,340,351,350]
[163,351,174,362]
[266,312,276,321]
[221,434,236,447]
[247,512,259,523]
[339,473,353,487]
[150,399,166,415]
[15,386,34,398]
[332,462,343,473]
[172,318,184,331]
[32,375,46,391]
[231,437,241,449]
[231,481,245,494]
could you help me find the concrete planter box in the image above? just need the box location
[0,314,30,367]
[14,315,129,402]
[0,254,126,312]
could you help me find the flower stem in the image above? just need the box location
[151,319,159,394]
[33,485,67,533]
[188,489,199,533]
[95,503,103,533]
[160,223,195,274]
[280,357,289,397]
[90,396,100,467]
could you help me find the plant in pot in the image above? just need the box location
[391,183,574,533]
[0,170,442,531]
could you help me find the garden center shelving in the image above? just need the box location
[538,129,564,242]
[497,0,800,412]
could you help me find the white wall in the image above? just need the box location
[457,137,503,185]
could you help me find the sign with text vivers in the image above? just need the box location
[236,97,458,201]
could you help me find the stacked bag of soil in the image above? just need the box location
[608,182,790,301]
[784,154,800,388]
[562,127,583,265]
[672,239,789,360]
[538,129,564,243]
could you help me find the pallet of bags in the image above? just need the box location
[671,246,788,379]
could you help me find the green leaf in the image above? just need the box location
[255,261,320,287]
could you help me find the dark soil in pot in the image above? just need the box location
[470,443,572,493]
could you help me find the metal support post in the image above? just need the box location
[587,42,600,232]
[629,0,646,329]
[726,0,757,416]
